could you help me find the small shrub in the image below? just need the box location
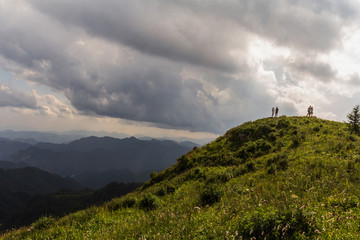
[313,126,320,132]
[139,193,161,211]
[150,171,158,179]
[176,155,194,172]
[278,159,288,170]
[122,197,137,208]
[268,132,277,142]
[277,118,290,129]
[267,163,277,174]
[200,184,224,206]
[290,133,304,148]
[246,162,255,172]
[31,216,56,230]
[266,153,288,174]
[256,125,273,138]
[237,208,317,239]
[186,167,206,181]
[166,184,176,194]
[234,166,247,177]
[218,169,234,183]
[328,196,359,210]
[156,186,166,196]
[347,161,355,173]
[156,183,177,196]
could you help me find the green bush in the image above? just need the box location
[200,184,224,206]
[219,169,234,183]
[327,196,359,210]
[238,208,316,239]
[31,216,56,230]
[266,153,288,174]
[313,126,321,132]
[155,183,176,196]
[246,161,256,172]
[186,167,206,181]
[139,193,161,211]
[150,171,158,179]
[122,196,137,208]
[277,118,290,129]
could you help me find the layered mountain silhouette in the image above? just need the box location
[4,136,194,187]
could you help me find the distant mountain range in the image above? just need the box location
[7,136,193,176]
[0,130,212,145]
[0,136,195,189]
[0,130,85,144]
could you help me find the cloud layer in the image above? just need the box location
[1,0,360,133]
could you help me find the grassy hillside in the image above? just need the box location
[2,116,360,239]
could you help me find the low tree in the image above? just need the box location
[347,105,360,133]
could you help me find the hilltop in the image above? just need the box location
[2,117,360,239]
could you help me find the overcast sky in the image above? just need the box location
[1,0,360,140]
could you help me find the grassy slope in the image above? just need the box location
[2,116,360,239]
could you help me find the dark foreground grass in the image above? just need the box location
[2,116,360,239]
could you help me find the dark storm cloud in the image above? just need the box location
[0,0,358,133]
[28,0,242,73]
[28,0,352,58]
[0,85,37,109]
[64,64,222,132]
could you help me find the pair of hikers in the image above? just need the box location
[271,107,279,117]
[307,106,313,117]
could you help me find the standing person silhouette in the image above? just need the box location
[275,107,279,117]
[271,107,274,117]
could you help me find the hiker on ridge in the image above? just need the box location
[275,107,279,117]
[271,107,274,117]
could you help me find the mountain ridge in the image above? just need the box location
[7,136,193,177]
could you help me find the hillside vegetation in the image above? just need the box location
[2,117,360,239]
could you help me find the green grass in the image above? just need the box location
[2,116,360,239]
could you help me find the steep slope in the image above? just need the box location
[2,117,360,239]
